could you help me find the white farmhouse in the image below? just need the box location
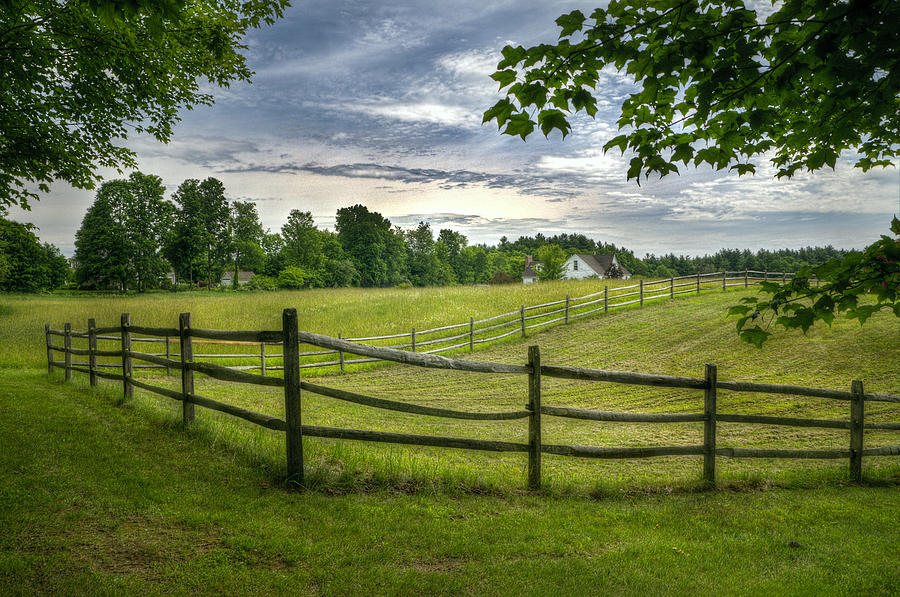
[523,253,630,284]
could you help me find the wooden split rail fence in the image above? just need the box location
[43,270,809,377]
[46,307,898,489]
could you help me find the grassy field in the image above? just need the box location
[2,284,900,594]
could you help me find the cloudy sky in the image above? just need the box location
[9,0,899,257]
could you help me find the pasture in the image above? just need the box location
[2,283,900,594]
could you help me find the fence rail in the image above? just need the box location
[46,304,899,490]
[50,270,809,377]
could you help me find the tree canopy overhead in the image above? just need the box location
[0,0,288,209]
[484,0,900,182]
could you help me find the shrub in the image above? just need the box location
[244,275,276,291]
[489,271,517,285]
[276,266,318,289]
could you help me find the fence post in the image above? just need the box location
[88,318,98,387]
[520,306,526,338]
[164,335,172,376]
[283,308,303,483]
[411,328,416,352]
[763,269,768,284]
[604,286,608,313]
[744,270,749,289]
[565,295,570,324]
[670,276,674,299]
[260,342,267,376]
[64,322,72,381]
[338,333,345,372]
[850,380,864,481]
[722,271,727,291]
[45,323,53,374]
[527,345,542,491]
[179,313,195,424]
[469,317,474,351]
[640,279,644,306]
[696,272,701,294]
[782,271,787,285]
[120,314,132,399]
[704,364,717,485]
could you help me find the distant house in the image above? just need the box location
[220,271,255,286]
[523,253,631,284]
[522,255,541,284]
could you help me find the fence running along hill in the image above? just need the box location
[45,306,900,490]
[47,270,809,376]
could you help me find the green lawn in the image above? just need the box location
[2,286,899,594]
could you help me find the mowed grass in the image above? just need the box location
[2,284,900,594]
[42,287,895,496]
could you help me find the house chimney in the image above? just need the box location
[525,255,533,267]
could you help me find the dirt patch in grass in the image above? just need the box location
[72,516,222,579]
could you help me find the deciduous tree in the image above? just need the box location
[535,244,567,281]
[74,172,170,291]
[230,200,264,287]
[485,0,900,181]
[1,0,288,209]
[486,1,900,343]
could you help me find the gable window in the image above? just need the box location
[573,260,578,271]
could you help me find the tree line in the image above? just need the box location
[0,171,850,294]
[0,208,69,293]
[71,172,534,291]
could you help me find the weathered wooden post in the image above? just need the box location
[722,271,727,291]
[704,364,717,485]
[260,342,267,376]
[411,328,416,352]
[64,322,72,381]
[520,306,526,338]
[640,279,644,306]
[469,317,474,351]
[744,270,749,288]
[564,295,570,324]
[604,286,608,313]
[164,335,172,376]
[782,271,787,285]
[88,318,98,387]
[527,345,542,491]
[338,333,345,372]
[696,272,701,293]
[850,380,865,481]
[670,276,674,299]
[45,323,53,374]
[120,314,132,399]
[179,313,195,424]
[283,308,303,483]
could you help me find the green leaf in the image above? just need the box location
[503,114,535,140]
[538,109,571,138]
[482,99,515,126]
[740,326,771,349]
[626,157,643,181]
[728,305,753,316]
[555,10,586,38]
[490,70,517,88]
[603,134,629,154]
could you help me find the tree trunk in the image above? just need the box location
[233,253,239,290]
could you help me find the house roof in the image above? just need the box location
[523,260,541,278]
[573,254,631,277]
[223,271,255,282]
